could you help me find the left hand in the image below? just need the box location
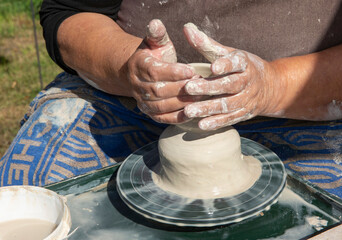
[126,20,204,124]
[182,23,281,130]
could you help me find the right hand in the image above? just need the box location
[126,19,203,124]
[181,23,280,130]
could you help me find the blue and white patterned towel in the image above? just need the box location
[1,72,342,200]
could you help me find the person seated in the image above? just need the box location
[1,0,342,199]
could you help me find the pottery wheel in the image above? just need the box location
[116,138,286,227]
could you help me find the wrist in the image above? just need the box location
[108,37,143,96]
[261,59,289,118]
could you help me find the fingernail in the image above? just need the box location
[147,19,161,37]
[138,103,150,114]
[183,23,198,45]
[179,112,193,123]
[184,23,198,31]
[199,120,210,130]
[199,120,216,130]
[213,62,225,75]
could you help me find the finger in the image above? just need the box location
[138,95,206,114]
[198,109,254,130]
[140,57,195,82]
[184,96,243,118]
[183,23,231,62]
[146,19,169,47]
[150,110,192,124]
[185,73,247,95]
[211,51,248,75]
[139,80,190,100]
[146,19,176,63]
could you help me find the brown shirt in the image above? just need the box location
[117,0,342,63]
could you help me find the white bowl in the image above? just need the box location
[0,186,71,240]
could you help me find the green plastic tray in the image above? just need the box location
[45,161,342,240]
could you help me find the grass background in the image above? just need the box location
[0,0,62,157]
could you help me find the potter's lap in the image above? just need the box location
[0,72,165,186]
[1,72,342,200]
[236,117,342,198]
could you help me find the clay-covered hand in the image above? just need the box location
[127,19,203,124]
[182,23,280,130]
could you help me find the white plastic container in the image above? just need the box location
[0,186,71,240]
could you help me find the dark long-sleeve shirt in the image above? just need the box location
[39,0,122,74]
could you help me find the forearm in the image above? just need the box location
[267,44,342,120]
[57,12,142,96]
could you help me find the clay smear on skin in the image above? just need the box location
[222,75,235,84]
[144,56,168,68]
[220,98,229,113]
[199,110,253,130]
[143,93,151,100]
[186,81,207,95]
[247,53,265,73]
[144,56,169,69]
[161,47,177,63]
[221,51,248,73]
[189,98,231,117]
[144,56,153,63]
[184,23,247,72]
[147,20,166,41]
[147,19,176,63]
[230,53,246,72]
[155,82,166,89]
[152,61,165,67]
[184,23,228,62]
[187,75,240,96]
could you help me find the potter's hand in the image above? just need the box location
[182,23,279,130]
[127,19,202,124]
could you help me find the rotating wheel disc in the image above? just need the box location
[116,138,286,227]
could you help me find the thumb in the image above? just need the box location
[145,19,177,63]
[183,23,231,63]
